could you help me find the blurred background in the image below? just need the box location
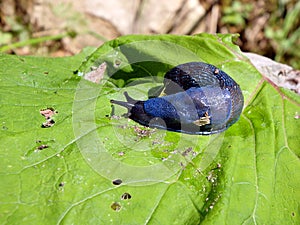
[0,0,299,68]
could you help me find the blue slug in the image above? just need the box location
[110,62,244,135]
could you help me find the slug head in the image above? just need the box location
[110,92,155,127]
[111,90,220,135]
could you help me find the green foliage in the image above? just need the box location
[221,1,253,27]
[265,1,300,68]
[0,32,74,53]
[1,34,300,224]
[0,31,12,45]
[0,2,80,54]
[0,15,30,46]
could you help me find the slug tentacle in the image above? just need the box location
[110,91,137,109]
[110,99,135,110]
[110,62,244,135]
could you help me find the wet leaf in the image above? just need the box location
[1,34,299,224]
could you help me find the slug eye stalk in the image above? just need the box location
[110,91,139,111]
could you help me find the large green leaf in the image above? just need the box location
[1,34,299,224]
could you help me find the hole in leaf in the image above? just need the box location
[37,144,49,150]
[121,193,131,200]
[40,108,57,119]
[41,119,55,128]
[111,202,121,211]
[40,108,57,128]
[112,179,122,185]
[114,59,122,68]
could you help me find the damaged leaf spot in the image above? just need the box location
[181,147,196,157]
[37,144,49,150]
[118,151,125,156]
[111,202,121,211]
[33,140,51,153]
[121,192,131,200]
[41,119,55,128]
[112,179,122,185]
[133,125,155,138]
[206,171,217,183]
[114,59,122,68]
[40,108,57,119]
[84,62,107,84]
[40,108,57,128]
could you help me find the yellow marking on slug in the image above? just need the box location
[193,112,211,126]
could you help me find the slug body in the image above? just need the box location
[111,62,244,135]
